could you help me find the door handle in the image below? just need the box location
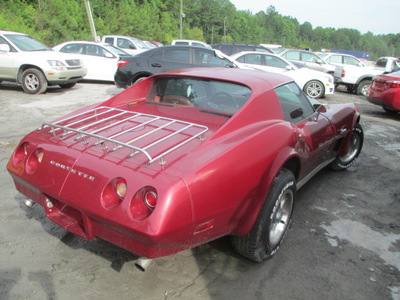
[151,63,162,67]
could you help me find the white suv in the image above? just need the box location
[0,30,87,94]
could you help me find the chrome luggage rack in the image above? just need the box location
[39,106,208,165]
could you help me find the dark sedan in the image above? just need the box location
[367,70,400,114]
[114,45,236,88]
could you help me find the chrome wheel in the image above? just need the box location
[338,130,362,164]
[269,188,294,246]
[24,73,40,92]
[304,80,324,98]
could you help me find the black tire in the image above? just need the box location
[346,86,355,94]
[303,80,325,98]
[356,80,371,96]
[382,105,399,115]
[21,68,48,95]
[59,82,76,89]
[231,168,295,262]
[330,123,363,171]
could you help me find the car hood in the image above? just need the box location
[19,49,81,62]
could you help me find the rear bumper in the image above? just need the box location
[7,169,197,259]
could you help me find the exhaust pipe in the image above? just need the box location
[24,199,35,208]
[135,257,152,272]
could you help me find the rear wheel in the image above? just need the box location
[132,76,147,85]
[21,68,47,94]
[303,80,324,98]
[330,123,363,171]
[356,80,371,96]
[231,168,295,262]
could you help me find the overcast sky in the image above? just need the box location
[229,0,399,35]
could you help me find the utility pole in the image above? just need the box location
[84,0,99,42]
[179,0,183,39]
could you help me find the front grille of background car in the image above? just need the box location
[65,59,81,66]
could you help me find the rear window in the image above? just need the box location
[147,77,252,115]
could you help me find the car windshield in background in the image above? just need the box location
[5,34,52,51]
[104,44,130,56]
[147,77,252,115]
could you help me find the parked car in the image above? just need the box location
[231,51,334,98]
[102,35,149,56]
[375,57,400,73]
[279,49,336,74]
[212,42,274,56]
[142,41,158,49]
[53,41,132,82]
[7,67,363,270]
[171,39,211,48]
[367,70,400,114]
[0,30,86,94]
[320,53,366,67]
[114,45,237,88]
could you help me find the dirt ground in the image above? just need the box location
[0,81,399,300]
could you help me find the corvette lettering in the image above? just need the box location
[49,160,95,181]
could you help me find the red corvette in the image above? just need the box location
[367,70,400,114]
[7,68,363,270]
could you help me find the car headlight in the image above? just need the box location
[47,60,67,71]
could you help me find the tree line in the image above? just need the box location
[1,0,399,61]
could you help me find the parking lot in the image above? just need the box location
[0,81,399,300]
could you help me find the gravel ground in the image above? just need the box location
[0,82,399,300]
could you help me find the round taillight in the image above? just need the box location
[13,142,29,166]
[144,190,157,210]
[25,148,44,174]
[129,186,158,220]
[115,179,127,199]
[101,177,127,209]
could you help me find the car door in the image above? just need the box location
[300,52,325,72]
[83,44,118,81]
[0,36,18,79]
[147,47,191,73]
[275,82,335,179]
[193,48,232,67]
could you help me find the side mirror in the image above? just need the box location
[0,44,10,52]
[129,44,137,50]
[105,52,114,58]
[285,65,293,71]
[313,103,327,113]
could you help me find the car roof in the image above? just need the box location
[153,67,292,91]
[0,30,25,35]
[57,41,113,46]
[230,50,279,58]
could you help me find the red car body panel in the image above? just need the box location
[7,68,360,259]
[368,71,400,111]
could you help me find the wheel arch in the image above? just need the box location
[355,75,373,86]
[17,64,46,84]
[232,152,301,236]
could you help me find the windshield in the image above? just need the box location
[104,44,131,56]
[317,53,329,59]
[147,77,252,115]
[129,37,149,49]
[4,34,52,51]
